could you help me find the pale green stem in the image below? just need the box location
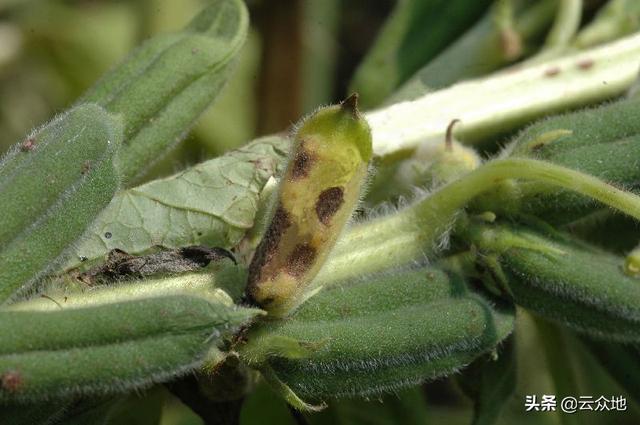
[6,272,235,311]
[365,32,640,155]
[317,158,640,285]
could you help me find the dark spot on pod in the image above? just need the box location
[104,232,112,239]
[286,243,317,278]
[291,143,315,180]
[1,371,22,392]
[315,186,344,225]
[20,138,36,152]
[247,206,291,288]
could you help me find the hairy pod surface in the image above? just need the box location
[0,104,121,304]
[245,95,372,317]
[0,294,260,403]
[80,0,248,183]
[241,267,514,399]
[481,97,640,223]
[467,222,640,342]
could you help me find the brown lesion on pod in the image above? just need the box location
[315,186,345,225]
[247,205,291,286]
[20,138,36,152]
[290,140,316,180]
[286,243,317,278]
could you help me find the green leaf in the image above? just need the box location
[456,337,516,425]
[349,0,492,109]
[64,135,288,271]
[0,104,121,304]
[581,337,640,404]
[80,0,249,183]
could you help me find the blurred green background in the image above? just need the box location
[0,0,394,174]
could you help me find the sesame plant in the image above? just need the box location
[1,0,640,424]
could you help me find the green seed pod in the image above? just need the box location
[481,97,640,223]
[80,0,248,183]
[0,104,121,304]
[241,267,514,401]
[0,294,260,403]
[466,222,640,342]
[245,95,373,317]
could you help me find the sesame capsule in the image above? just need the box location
[246,94,372,316]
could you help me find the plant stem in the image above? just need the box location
[317,158,640,285]
[365,32,640,155]
[544,0,582,48]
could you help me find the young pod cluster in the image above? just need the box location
[0,293,259,403]
[478,97,640,224]
[241,267,514,400]
[245,94,373,317]
[467,222,640,342]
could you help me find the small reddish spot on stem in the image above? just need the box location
[20,138,36,152]
[1,371,22,392]
[544,67,561,77]
[577,58,594,70]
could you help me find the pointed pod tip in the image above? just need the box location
[340,93,360,117]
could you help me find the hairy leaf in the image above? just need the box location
[64,136,288,271]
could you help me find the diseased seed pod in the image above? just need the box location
[240,267,514,401]
[466,222,640,342]
[246,94,373,317]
